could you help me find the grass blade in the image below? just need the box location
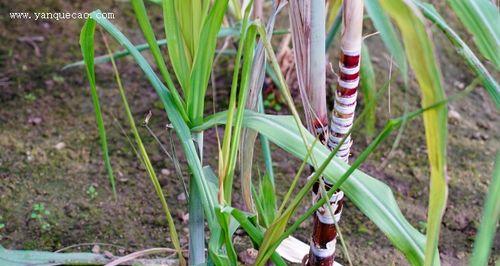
[360,43,376,138]
[380,1,448,265]
[0,246,109,265]
[223,23,258,203]
[162,0,191,91]
[188,0,229,124]
[220,3,254,204]
[240,0,284,211]
[84,10,217,231]
[99,32,185,265]
[80,19,116,198]
[470,153,500,266]
[365,0,408,80]
[131,0,188,121]
[196,110,427,265]
[448,0,500,68]
[413,1,500,108]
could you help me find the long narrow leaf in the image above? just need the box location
[163,0,191,91]
[365,0,408,79]
[360,43,376,137]
[188,0,229,124]
[100,33,185,264]
[131,0,187,121]
[413,1,500,108]
[84,11,217,230]
[195,111,428,265]
[240,0,285,211]
[380,1,447,265]
[470,153,500,266]
[448,0,500,68]
[80,19,116,198]
[0,246,109,266]
[224,23,258,203]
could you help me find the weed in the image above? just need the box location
[24,93,36,102]
[86,185,98,200]
[263,92,282,112]
[30,203,51,232]
[0,215,5,237]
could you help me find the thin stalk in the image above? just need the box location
[277,138,319,216]
[220,4,253,203]
[189,132,206,265]
[258,95,275,185]
[143,122,188,197]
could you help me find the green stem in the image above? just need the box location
[189,131,206,265]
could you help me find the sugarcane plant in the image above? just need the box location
[29,0,498,265]
[288,0,363,264]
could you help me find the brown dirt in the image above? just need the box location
[0,1,498,265]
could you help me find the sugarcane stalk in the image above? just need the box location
[288,0,335,264]
[306,0,364,265]
[327,0,363,161]
[289,0,362,264]
[310,0,329,138]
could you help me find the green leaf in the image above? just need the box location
[79,19,116,198]
[360,43,377,138]
[187,0,229,124]
[413,1,500,108]
[365,0,408,79]
[379,1,447,265]
[239,1,284,212]
[84,11,217,232]
[131,0,188,121]
[163,0,191,91]
[448,0,500,68]
[227,207,287,266]
[260,172,277,226]
[85,18,185,265]
[470,153,500,266]
[0,246,109,266]
[223,22,258,203]
[196,111,427,265]
[214,206,238,263]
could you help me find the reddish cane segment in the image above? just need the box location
[327,49,360,162]
[289,0,363,264]
[306,0,364,265]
